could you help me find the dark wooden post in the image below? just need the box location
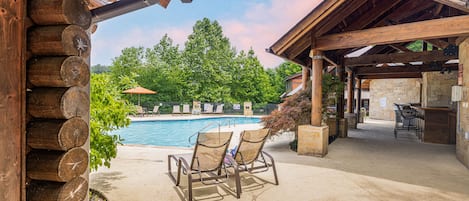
[336,64,345,119]
[302,66,310,89]
[311,49,323,126]
[0,1,26,200]
[347,71,354,114]
[356,78,362,122]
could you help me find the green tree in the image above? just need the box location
[266,61,303,103]
[109,46,145,89]
[182,18,236,102]
[91,64,110,74]
[90,73,134,171]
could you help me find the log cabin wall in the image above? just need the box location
[26,0,91,200]
[0,1,26,200]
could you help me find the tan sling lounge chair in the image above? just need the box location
[168,131,237,200]
[172,105,181,114]
[182,104,191,114]
[225,128,278,196]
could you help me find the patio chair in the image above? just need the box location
[203,103,213,114]
[214,104,224,114]
[148,105,160,116]
[172,105,181,114]
[136,105,144,117]
[182,104,191,114]
[393,103,418,138]
[168,131,236,200]
[225,128,278,196]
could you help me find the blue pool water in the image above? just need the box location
[112,117,261,147]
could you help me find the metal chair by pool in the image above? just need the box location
[168,131,236,200]
[225,128,279,197]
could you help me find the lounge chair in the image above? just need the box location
[182,104,191,114]
[148,106,160,116]
[225,128,278,196]
[136,105,144,117]
[168,131,236,200]
[203,103,213,113]
[172,105,181,114]
[214,104,224,114]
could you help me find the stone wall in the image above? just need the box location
[456,38,469,168]
[369,79,421,120]
[422,72,458,107]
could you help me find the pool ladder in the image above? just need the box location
[187,118,236,146]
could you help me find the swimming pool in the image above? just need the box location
[112,117,261,147]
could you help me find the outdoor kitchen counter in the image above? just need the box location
[414,107,456,144]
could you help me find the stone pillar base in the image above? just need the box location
[298,125,329,157]
[338,118,348,138]
[345,113,357,129]
[326,118,337,137]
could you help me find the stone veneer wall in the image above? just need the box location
[422,72,458,107]
[457,38,469,168]
[369,79,421,120]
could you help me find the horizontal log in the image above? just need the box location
[27,117,88,151]
[345,50,458,67]
[27,148,88,182]
[355,64,459,75]
[27,176,88,201]
[28,25,90,57]
[28,56,90,87]
[29,0,92,29]
[358,72,423,79]
[28,87,89,119]
[316,15,469,50]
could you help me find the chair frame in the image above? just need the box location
[225,129,279,197]
[168,131,237,200]
[393,103,419,138]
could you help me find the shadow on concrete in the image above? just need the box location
[90,171,127,193]
[264,119,469,196]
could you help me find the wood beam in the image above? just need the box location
[301,66,310,89]
[354,63,459,75]
[271,0,346,55]
[343,0,402,31]
[389,44,412,52]
[0,0,26,200]
[373,0,435,27]
[433,0,469,13]
[314,0,368,37]
[358,73,423,79]
[311,49,323,126]
[346,71,354,113]
[356,78,362,120]
[344,50,458,67]
[425,39,450,48]
[316,15,469,51]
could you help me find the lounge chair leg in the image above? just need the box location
[271,161,279,185]
[234,167,241,198]
[188,173,193,201]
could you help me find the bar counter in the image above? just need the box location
[414,107,456,144]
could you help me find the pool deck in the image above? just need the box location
[90,119,469,201]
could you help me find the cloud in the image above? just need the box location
[221,0,321,68]
[91,0,320,68]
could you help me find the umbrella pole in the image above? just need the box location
[138,94,141,106]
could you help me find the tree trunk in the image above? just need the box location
[27,117,88,151]
[28,25,90,57]
[29,0,92,29]
[27,148,88,182]
[28,56,90,87]
[28,87,89,119]
[27,176,88,201]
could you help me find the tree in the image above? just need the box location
[90,73,134,171]
[266,61,303,103]
[109,46,145,89]
[91,64,110,74]
[182,18,236,102]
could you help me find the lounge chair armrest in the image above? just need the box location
[178,157,191,172]
[224,154,239,167]
[261,151,275,163]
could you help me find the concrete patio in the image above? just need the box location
[90,119,469,201]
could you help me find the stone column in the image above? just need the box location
[456,37,469,168]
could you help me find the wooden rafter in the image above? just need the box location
[316,15,469,51]
[344,50,458,67]
[358,73,423,79]
[433,0,469,13]
[354,63,458,75]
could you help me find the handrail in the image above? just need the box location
[187,118,237,146]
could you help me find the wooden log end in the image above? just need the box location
[28,87,89,119]
[28,25,91,57]
[29,0,92,29]
[27,148,88,182]
[27,117,88,150]
[28,56,90,87]
[27,177,88,201]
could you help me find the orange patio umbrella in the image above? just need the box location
[122,86,157,106]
